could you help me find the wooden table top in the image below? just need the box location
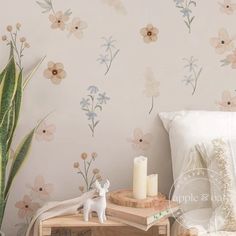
[41,214,169,228]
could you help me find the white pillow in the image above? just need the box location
[196,138,236,231]
[159,110,236,181]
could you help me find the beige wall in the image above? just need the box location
[0,0,236,234]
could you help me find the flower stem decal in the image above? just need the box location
[36,0,87,39]
[1,23,30,70]
[143,68,160,114]
[97,36,120,75]
[80,86,110,137]
[73,152,102,193]
[182,56,202,95]
[174,0,196,33]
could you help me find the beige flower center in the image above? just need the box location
[147,31,152,36]
[52,69,58,75]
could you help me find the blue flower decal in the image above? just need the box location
[97,92,110,104]
[86,111,97,121]
[81,86,110,137]
[80,98,90,108]
[97,36,120,76]
[174,0,196,33]
[87,85,99,94]
[182,56,203,95]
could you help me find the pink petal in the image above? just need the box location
[34,176,45,189]
[143,133,153,143]
[18,209,27,219]
[23,195,32,204]
[222,90,231,102]
[133,128,143,140]
[218,28,229,41]
[15,201,25,209]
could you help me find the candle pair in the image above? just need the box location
[133,156,158,200]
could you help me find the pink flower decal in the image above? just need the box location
[28,176,54,201]
[35,121,56,142]
[210,28,234,54]
[224,49,236,68]
[219,0,236,15]
[217,90,236,111]
[15,195,40,219]
[128,128,152,151]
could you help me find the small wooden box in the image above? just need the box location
[40,215,170,236]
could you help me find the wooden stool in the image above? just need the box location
[40,215,170,236]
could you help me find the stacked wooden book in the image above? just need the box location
[106,191,179,231]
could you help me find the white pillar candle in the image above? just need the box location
[133,156,147,199]
[147,174,158,197]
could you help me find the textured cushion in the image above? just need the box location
[196,138,236,231]
[159,110,236,181]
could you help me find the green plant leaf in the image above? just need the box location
[0,70,6,86]
[0,52,18,125]
[23,56,46,89]
[7,71,23,151]
[4,129,35,199]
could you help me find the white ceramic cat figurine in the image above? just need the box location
[83,180,110,224]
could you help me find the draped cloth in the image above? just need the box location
[26,190,95,236]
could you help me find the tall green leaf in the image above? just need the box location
[4,129,35,198]
[23,56,46,89]
[7,71,23,151]
[0,55,18,125]
[0,71,5,86]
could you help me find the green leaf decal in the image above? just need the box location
[4,129,35,198]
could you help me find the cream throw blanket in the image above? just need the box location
[26,190,95,236]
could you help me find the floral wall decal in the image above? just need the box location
[35,121,56,141]
[73,152,102,193]
[15,176,54,235]
[210,28,234,54]
[216,90,236,111]
[140,24,159,43]
[219,0,236,15]
[97,36,120,75]
[143,68,160,114]
[210,28,236,68]
[1,23,30,69]
[101,0,127,15]
[173,0,196,33]
[36,0,87,39]
[182,56,203,95]
[80,86,110,137]
[43,61,67,84]
[221,49,236,68]
[128,128,152,151]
